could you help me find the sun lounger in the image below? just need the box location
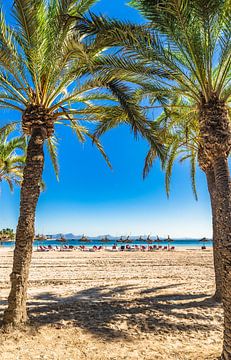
[105,245,118,252]
[60,245,73,251]
[37,245,49,252]
[89,246,97,252]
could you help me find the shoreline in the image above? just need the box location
[0,246,213,253]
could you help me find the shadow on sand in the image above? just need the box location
[15,284,222,341]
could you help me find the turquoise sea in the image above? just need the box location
[0,238,212,249]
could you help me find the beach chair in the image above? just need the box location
[141,245,146,251]
[37,246,45,252]
[163,246,168,250]
[158,245,162,250]
[170,246,175,251]
[201,246,206,250]
[39,246,49,251]
[63,245,73,251]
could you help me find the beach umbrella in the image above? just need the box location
[146,234,153,244]
[134,235,142,242]
[165,235,174,249]
[117,236,124,243]
[101,235,110,243]
[155,235,162,243]
[199,237,209,247]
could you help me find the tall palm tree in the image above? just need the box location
[143,101,223,302]
[77,1,231,357]
[0,125,26,191]
[0,1,164,326]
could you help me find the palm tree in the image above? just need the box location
[0,125,26,191]
[78,2,231,357]
[144,101,223,302]
[0,228,15,241]
[0,1,164,326]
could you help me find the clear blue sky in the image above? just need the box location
[0,0,213,238]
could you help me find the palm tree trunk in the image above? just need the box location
[205,169,223,302]
[199,96,231,358]
[214,157,231,360]
[3,127,46,326]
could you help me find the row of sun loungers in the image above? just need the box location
[37,244,176,252]
[118,245,175,251]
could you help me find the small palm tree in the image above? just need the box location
[0,1,164,326]
[0,228,15,241]
[0,125,26,191]
[78,2,231,357]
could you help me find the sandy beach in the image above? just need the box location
[0,248,222,360]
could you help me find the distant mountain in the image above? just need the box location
[49,234,122,240]
[46,233,211,240]
[49,233,78,239]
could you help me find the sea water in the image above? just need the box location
[0,238,212,249]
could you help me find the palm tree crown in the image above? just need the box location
[0,228,15,240]
[0,0,164,163]
[0,125,26,191]
[77,0,231,168]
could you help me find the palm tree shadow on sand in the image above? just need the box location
[16,284,223,341]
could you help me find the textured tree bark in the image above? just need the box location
[3,126,46,325]
[199,96,231,358]
[206,169,223,302]
[214,158,231,360]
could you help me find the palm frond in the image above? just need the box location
[143,147,157,179]
[46,136,59,180]
[87,133,112,169]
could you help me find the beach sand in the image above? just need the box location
[0,248,222,360]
